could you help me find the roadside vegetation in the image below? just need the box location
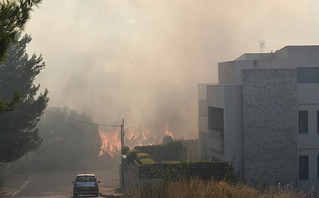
[126,179,307,198]
[124,137,308,198]
[34,106,102,170]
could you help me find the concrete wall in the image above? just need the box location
[200,45,319,191]
[224,85,243,172]
[297,84,319,104]
[274,46,319,68]
[297,83,319,192]
[207,85,225,108]
[204,84,243,172]
[218,46,319,87]
[242,69,298,185]
[236,53,273,61]
[198,84,208,160]
[287,46,319,68]
[218,60,273,85]
[218,62,237,85]
[205,85,225,160]
[274,47,289,60]
[298,149,319,193]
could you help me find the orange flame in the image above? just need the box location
[126,127,157,146]
[98,130,121,157]
[98,125,176,158]
[164,123,174,138]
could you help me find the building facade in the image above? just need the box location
[198,46,319,191]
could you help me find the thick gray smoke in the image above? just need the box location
[26,0,319,138]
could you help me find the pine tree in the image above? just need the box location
[0,0,43,113]
[0,34,49,163]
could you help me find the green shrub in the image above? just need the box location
[135,141,183,162]
[138,161,232,181]
[136,153,153,164]
[160,161,181,164]
[137,153,151,159]
[140,158,155,165]
[126,149,156,165]
[126,149,140,164]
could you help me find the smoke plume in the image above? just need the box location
[25,0,319,139]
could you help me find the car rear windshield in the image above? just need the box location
[76,176,96,182]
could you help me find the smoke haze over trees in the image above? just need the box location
[0,34,48,163]
[35,106,101,169]
[25,0,319,139]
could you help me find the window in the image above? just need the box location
[208,106,224,133]
[318,155,319,179]
[297,68,319,83]
[299,155,309,180]
[298,111,308,134]
[317,111,319,133]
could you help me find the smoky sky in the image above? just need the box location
[25,0,319,138]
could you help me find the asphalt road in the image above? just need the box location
[11,170,120,198]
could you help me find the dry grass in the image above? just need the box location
[127,179,308,198]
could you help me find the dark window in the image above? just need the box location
[297,68,319,83]
[208,106,224,132]
[76,176,96,182]
[317,111,319,133]
[299,111,308,134]
[299,155,309,180]
[318,155,319,179]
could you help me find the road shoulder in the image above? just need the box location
[1,174,33,197]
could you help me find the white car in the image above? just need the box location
[72,174,100,197]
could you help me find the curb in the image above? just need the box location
[4,174,34,197]
[99,187,124,198]
[100,193,123,198]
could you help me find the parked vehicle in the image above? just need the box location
[72,174,100,197]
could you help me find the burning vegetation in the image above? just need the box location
[98,124,175,158]
[98,130,121,158]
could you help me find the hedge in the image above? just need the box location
[135,141,183,162]
[126,149,155,165]
[138,161,233,181]
[125,149,235,181]
[140,158,155,165]
[126,149,140,164]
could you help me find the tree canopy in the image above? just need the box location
[35,106,102,169]
[0,0,43,113]
[0,0,42,62]
[0,34,48,163]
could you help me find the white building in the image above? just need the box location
[198,46,319,192]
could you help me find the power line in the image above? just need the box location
[14,108,121,127]
[14,108,36,117]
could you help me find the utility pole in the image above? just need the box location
[120,118,125,189]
